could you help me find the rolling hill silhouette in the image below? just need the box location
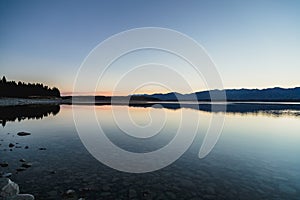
[141,87,300,102]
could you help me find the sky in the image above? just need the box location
[0,0,300,95]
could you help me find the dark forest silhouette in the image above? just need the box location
[0,76,60,98]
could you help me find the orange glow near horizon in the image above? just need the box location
[61,88,173,96]
[60,85,300,96]
[61,91,114,96]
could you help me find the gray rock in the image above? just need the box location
[0,179,34,200]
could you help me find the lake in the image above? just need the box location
[1,103,300,199]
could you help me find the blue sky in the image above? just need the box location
[1,0,300,95]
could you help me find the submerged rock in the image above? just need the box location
[62,189,77,199]
[79,187,92,193]
[21,163,32,168]
[0,178,34,200]
[1,173,12,178]
[0,162,8,167]
[65,189,76,196]
[16,167,26,172]
[17,132,31,136]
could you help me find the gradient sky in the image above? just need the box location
[1,0,300,95]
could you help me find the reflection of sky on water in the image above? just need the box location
[1,105,300,199]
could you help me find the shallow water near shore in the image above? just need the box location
[1,104,300,199]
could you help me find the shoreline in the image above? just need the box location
[1,97,300,107]
[0,97,62,106]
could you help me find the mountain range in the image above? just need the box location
[139,87,300,102]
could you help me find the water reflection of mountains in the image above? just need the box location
[1,103,300,127]
[129,102,300,117]
[0,105,60,127]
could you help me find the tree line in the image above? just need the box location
[0,76,60,98]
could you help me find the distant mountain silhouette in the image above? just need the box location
[141,87,300,102]
[0,76,60,98]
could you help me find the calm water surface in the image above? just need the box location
[1,104,300,200]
